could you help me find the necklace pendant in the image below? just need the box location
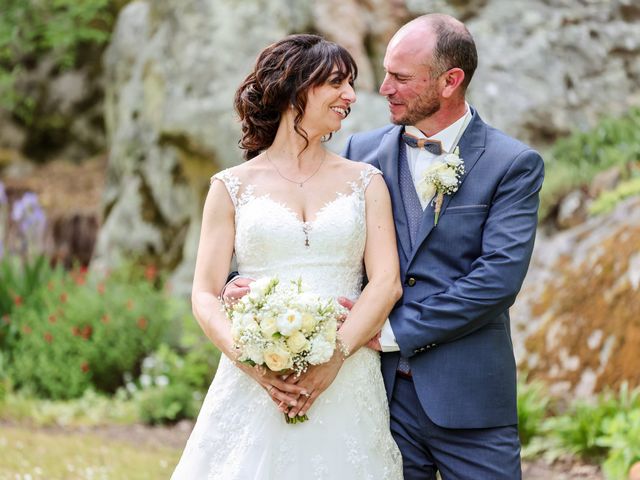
[298,183,303,188]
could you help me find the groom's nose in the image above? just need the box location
[379,74,395,96]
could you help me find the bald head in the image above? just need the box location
[389,14,477,90]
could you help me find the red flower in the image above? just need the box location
[60,293,68,303]
[44,332,53,343]
[144,265,158,282]
[13,295,23,307]
[81,361,90,373]
[22,325,32,335]
[48,315,57,324]
[74,275,86,286]
[126,299,134,310]
[97,283,105,295]
[80,266,88,275]
[101,314,110,324]
[2,315,10,325]
[137,317,148,330]
[80,325,93,340]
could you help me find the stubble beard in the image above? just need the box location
[389,90,441,126]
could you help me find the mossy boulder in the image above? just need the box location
[513,197,640,399]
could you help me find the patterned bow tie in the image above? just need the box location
[402,132,442,155]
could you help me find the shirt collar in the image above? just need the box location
[405,103,471,154]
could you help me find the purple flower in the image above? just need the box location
[11,191,47,256]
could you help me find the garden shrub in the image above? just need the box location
[7,264,172,399]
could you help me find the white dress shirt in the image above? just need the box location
[379,105,473,352]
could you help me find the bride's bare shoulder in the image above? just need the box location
[212,155,270,184]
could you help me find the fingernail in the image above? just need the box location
[290,400,297,406]
[289,411,296,417]
[301,390,308,396]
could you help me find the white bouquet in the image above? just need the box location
[225,276,346,423]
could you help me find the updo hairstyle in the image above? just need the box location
[234,34,357,160]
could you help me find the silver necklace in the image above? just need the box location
[265,149,327,188]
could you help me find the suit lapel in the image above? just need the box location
[408,108,487,266]
[376,127,411,261]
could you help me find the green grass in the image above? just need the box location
[0,390,137,427]
[0,425,181,480]
[540,107,640,219]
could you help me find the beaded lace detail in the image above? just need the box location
[171,164,402,480]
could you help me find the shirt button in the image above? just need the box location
[406,277,416,287]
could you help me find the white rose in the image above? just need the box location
[240,312,260,332]
[301,312,319,333]
[439,169,459,188]
[263,344,292,371]
[428,161,449,175]
[286,331,310,354]
[307,336,335,365]
[277,309,302,336]
[443,153,462,167]
[248,277,272,301]
[322,320,337,344]
[259,315,278,337]
[417,180,436,203]
[244,344,265,365]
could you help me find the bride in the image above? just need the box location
[171,34,403,479]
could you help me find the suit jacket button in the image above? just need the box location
[406,277,416,287]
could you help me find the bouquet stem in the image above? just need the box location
[285,412,309,424]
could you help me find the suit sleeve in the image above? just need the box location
[390,149,545,357]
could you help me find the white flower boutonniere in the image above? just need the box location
[417,146,465,226]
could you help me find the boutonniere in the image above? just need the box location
[416,146,465,226]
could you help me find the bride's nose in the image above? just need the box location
[342,84,356,104]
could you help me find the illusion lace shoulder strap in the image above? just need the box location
[348,164,383,197]
[210,170,241,208]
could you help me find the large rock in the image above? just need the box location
[95,0,640,291]
[466,0,640,146]
[93,0,403,288]
[511,197,640,398]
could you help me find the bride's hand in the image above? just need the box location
[236,362,306,410]
[283,351,345,419]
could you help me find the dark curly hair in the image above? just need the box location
[234,34,358,160]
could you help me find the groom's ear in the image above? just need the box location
[440,68,465,99]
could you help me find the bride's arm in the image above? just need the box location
[192,179,305,407]
[285,173,401,418]
[335,173,403,354]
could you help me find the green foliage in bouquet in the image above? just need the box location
[7,264,172,400]
[541,108,640,218]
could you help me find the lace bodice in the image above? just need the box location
[212,164,381,300]
[171,162,402,480]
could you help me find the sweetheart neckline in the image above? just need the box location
[238,190,359,226]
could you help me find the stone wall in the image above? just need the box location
[95,0,640,293]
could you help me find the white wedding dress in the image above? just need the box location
[171,164,403,480]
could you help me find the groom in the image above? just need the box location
[341,14,543,480]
